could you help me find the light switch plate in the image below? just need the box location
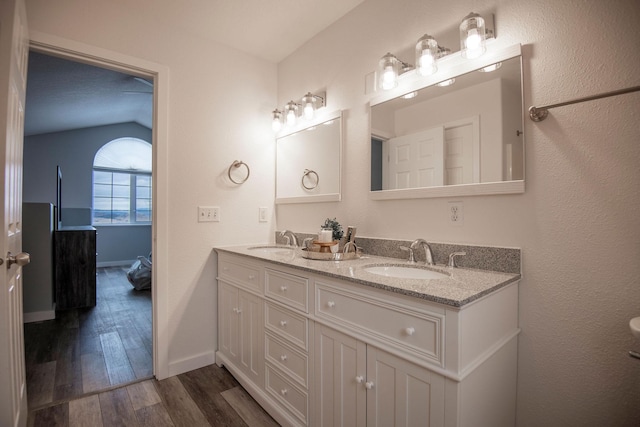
[198,206,220,222]
[258,207,268,222]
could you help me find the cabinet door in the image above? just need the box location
[238,290,264,384]
[366,347,445,427]
[314,324,366,427]
[218,281,239,361]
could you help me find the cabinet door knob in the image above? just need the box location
[355,375,364,384]
[280,285,287,292]
[248,274,255,280]
[279,320,287,327]
[280,354,287,362]
[281,388,288,396]
[327,301,335,308]
[405,327,415,336]
[365,381,374,390]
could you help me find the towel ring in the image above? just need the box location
[301,169,319,190]
[228,160,250,184]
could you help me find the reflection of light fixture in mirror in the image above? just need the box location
[402,91,417,99]
[272,109,283,132]
[415,34,438,76]
[480,62,502,72]
[460,12,486,59]
[302,92,326,120]
[436,78,455,87]
[284,101,299,127]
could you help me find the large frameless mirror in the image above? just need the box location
[276,110,342,204]
[370,44,524,199]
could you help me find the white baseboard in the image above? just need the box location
[24,309,55,323]
[97,260,135,268]
[167,350,216,377]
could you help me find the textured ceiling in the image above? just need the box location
[24,0,366,136]
[25,52,154,136]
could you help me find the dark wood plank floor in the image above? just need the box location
[27,362,280,426]
[24,266,153,409]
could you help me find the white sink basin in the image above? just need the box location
[363,265,449,280]
[630,317,640,340]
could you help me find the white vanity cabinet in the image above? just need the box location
[215,250,519,427]
[218,257,264,387]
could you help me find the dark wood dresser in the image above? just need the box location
[54,226,97,310]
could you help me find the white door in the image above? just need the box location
[0,0,30,425]
[384,127,444,189]
[444,123,475,185]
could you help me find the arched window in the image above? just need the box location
[93,137,152,224]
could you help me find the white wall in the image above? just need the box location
[25,0,277,376]
[276,0,640,426]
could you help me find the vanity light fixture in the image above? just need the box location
[415,34,439,76]
[302,92,326,120]
[284,101,299,127]
[378,53,413,91]
[271,109,283,132]
[460,12,488,59]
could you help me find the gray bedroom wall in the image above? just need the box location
[23,122,152,265]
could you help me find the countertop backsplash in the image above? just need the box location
[275,231,521,275]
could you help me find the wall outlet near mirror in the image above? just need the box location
[449,201,464,225]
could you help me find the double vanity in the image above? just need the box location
[214,240,520,427]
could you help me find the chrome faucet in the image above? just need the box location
[410,238,434,266]
[280,230,299,247]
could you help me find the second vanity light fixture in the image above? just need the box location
[272,91,326,132]
[377,12,495,92]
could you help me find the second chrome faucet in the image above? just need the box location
[400,238,434,265]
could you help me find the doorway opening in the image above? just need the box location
[21,48,159,409]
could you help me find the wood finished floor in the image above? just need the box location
[24,266,153,409]
[27,364,280,427]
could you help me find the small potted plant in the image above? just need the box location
[321,218,344,252]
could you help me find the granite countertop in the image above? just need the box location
[215,244,520,308]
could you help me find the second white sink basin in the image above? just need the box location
[363,265,449,280]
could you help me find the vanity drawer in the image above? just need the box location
[265,334,308,387]
[265,302,308,350]
[316,282,444,366]
[265,268,309,313]
[265,365,308,425]
[218,256,261,292]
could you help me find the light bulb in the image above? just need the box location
[415,34,438,76]
[284,101,298,127]
[272,117,282,132]
[302,93,316,120]
[460,12,486,59]
[378,53,400,91]
[436,78,455,87]
[382,66,397,90]
[271,109,282,132]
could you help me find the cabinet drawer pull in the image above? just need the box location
[365,381,374,390]
[222,267,229,271]
[281,388,288,396]
[355,375,364,384]
[405,327,415,336]
[280,285,287,292]
[327,301,335,308]
[280,354,288,362]
[279,320,287,327]
[248,274,255,280]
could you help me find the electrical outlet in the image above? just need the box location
[258,207,268,223]
[198,206,220,222]
[449,201,464,226]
